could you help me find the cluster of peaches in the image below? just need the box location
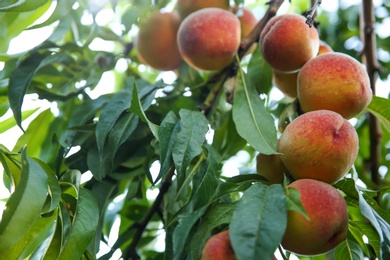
[255,12,373,258]
[136,0,256,71]
[135,1,373,259]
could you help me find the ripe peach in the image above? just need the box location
[272,70,299,98]
[177,8,241,71]
[201,231,236,260]
[278,110,359,183]
[232,6,257,39]
[282,179,348,255]
[259,14,319,73]
[177,0,230,19]
[318,40,333,55]
[256,153,288,184]
[136,11,182,71]
[297,52,372,119]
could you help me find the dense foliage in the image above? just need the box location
[0,0,390,259]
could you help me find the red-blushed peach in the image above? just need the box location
[272,70,299,98]
[136,11,182,71]
[256,153,288,184]
[177,8,241,71]
[201,231,236,260]
[232,6,258,53]
[177,0,230,19]
[282,179,348,255]
[259,14,319,73]
[278,110,359,183]
[297,52,372,119]
[318,40,333,55]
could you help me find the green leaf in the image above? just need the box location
[285,186,309,220]
[130,83,159,140]
[157,111,180,183]
[0,0,49,12]
[8,52,48,129]
[172,109,209,180]
[230,183,286,260]
[0,108,38,134]
[367,95,390,133]
[173,206,207,260]
[58,188,99,260]
[334,238,364,260]
[232,68,278,155]
[0,150,48,252]
[190,203,236,260]
[96,88,133,158]
[349,220,381,258]
[247,47,273,95]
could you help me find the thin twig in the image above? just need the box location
[305,0,321,27]
[123,166,176,260]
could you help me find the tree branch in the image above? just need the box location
[200,0,285,116]
[123,166,176,260]
[360,0,382,187]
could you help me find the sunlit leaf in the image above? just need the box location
[334,238,364,260]
[367,95,390,133]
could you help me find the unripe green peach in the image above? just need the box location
[272,70,299,98]
[177,0,230,19]
[201,231,236,260]
[136,12,182,71]
[279,110,359,183]
[177,8,241,71]
[298,52,372,119]
[256,153,288,184]
[282,179,348,255]
[259,14,319,73]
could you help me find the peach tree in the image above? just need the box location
[0,0,390,259]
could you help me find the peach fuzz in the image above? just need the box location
[177,0,230,19]
[272,70,299,98]
[177,8,241,71]
[259,14,319,73]
[201,231,236,260]
[136,12,182,71]
[282,179,348,255]
[256,153,288,184]
[298,52,372,119]
[278,110,358,183]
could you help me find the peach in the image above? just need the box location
[177,0,230,19]
[259,14,319,73]
[278,110,358,183]
[232,6,257,39]
[177,8,241,71]
[272,70,299,98]
[201,231,236,260]
[297,52,372,119]
[256,153,288,184]
[136,11,182,71]
[318,40,333,55]
[282,179,348,255]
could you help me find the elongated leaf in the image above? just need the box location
[230,183,286,260]
[157,111,180,183]
[0,0,49,12]
[232,68,278,154]
[173,206,207,260]
[96,88,133,158]
[130,84,159,140]
[8,52,48,129]
[349,220,381,257]
[58,188,99,260]
[335,238,364,260]
[29,0,76,29]
[0,150,48,252]
[367,95,390,133]
[0,108,38,134]
[247,47,273,95]
[285,186,309,219]
[172,109,208,180]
